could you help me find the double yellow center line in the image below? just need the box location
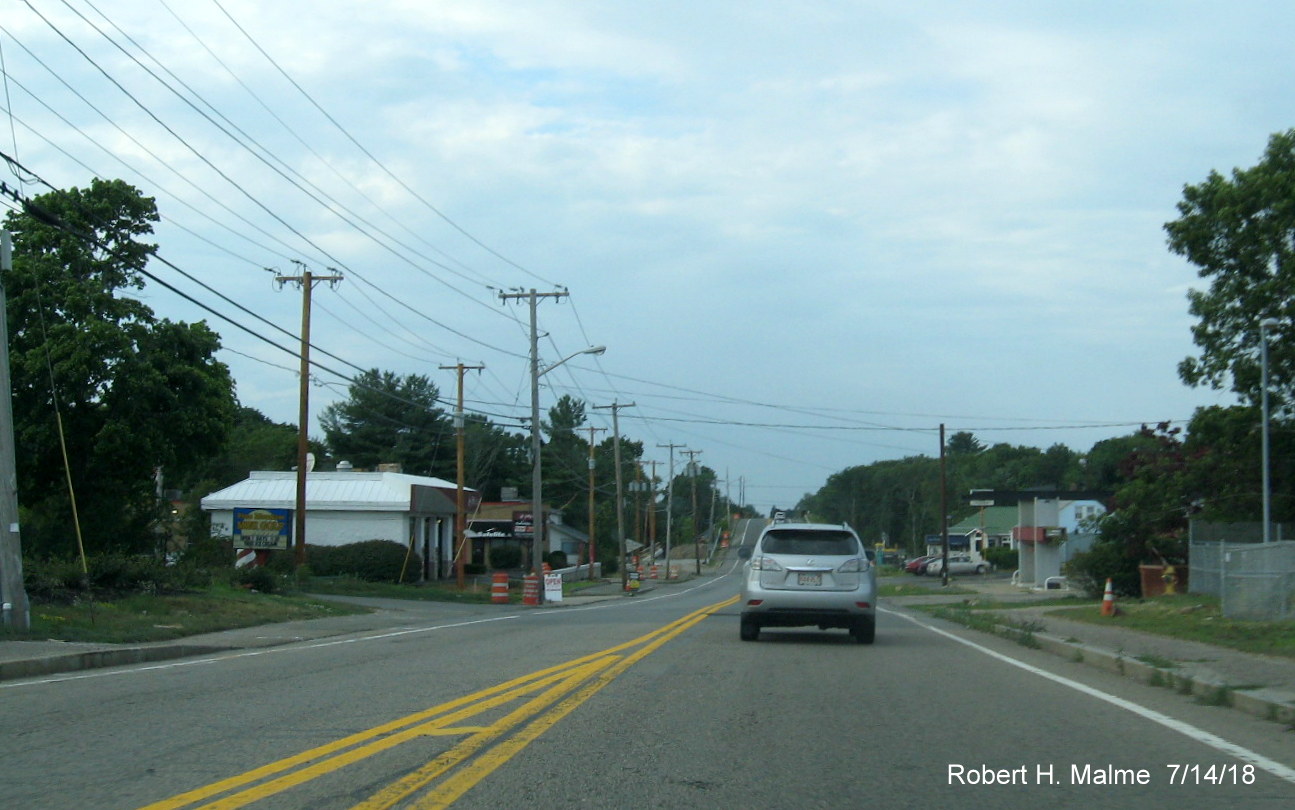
[139,595,737,810]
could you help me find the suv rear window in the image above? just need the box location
[760,530,859,556]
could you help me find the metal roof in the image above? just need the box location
[200,470,470,513]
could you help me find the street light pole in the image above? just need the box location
[1261,317,1280,543]
[525,323,605,604]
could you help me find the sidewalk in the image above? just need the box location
[889,576,1295,726]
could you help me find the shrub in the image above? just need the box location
[546,550,569,570]
[1065,539,1140,598]
[306,540,419,582]
[488,543,523,571]
[983,547,1018,571]
[179,535,235,570]
[232,564,277,593]
[23,553,211,601]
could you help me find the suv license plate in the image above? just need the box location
[797,573,822,586]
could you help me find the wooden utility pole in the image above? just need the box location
[440,362,484,588]
[584,425,606,580]
[647,460,659,560]
[657,442,684,577]
[682,449,703,574]
[593,402,634,591]
[276,263,342,567]
[940,423,949,588]
[0,232,28,630]
[498,288,570,602]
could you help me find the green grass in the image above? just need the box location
[878,582,978,597]
[305,575,505,603]
[2,585,367,644]
[1056,593,1295,660]
[922,603,1043,648]
[1,573,629,644]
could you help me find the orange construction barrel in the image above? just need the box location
[491,571,509,604]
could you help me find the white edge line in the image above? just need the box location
[882,605,1295,785]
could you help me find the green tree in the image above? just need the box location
[946,431,985,456]
[177,406,301,490]
[539,395,588,518]
[3,179,236,556]
[1165,129,1295,410]
[463,414,530,501]
[319,369,453,477]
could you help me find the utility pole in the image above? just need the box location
[647,459,659,560]
[498,288,569,601]
[725,468,732,530]
[584,425,606,580]
[593,402,634,590]
[440,362,484,588]
[682,449,703,574]
[0,231,28,630]
[657,442,684,577]
[631,462,644,557]
[276,263,343,567]
[940,423,949,588]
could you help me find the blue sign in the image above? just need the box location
[233,508,292,550]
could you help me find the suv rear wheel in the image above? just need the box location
[740,616,761,642]
[851,617,876,645]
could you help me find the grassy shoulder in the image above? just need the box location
[912,592,1295,661]
[878,582,979,597]
[1049,594,1295,660]
[2,585,368,644]
[2,575,622,644]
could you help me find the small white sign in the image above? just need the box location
[544,573,563,603]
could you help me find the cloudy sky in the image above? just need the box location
[3,1,1286,512]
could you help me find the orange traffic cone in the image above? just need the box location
[1100,578,1116,617]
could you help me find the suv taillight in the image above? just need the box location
[751,556,784,571]
[836,558,869,573]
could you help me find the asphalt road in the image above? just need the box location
[3,541,1295,809]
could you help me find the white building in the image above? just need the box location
[200,469,476,581]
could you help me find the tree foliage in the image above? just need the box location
[1165,129,1295,411]
[798,434,1101,553]
[3,179,236,556]
[319,369,453,477]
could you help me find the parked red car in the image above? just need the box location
[904,554,938,575]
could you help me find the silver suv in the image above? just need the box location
[738,522,877,644]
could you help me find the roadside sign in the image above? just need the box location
[232,508,291,550]
[543,573,563,603]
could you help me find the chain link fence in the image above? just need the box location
[1189,521,1295,620]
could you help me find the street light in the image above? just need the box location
[530,345,606,599]
[1261,317,1279,543]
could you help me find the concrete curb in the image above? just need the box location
[0,643,234,682]
[1018,626,1295,726]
